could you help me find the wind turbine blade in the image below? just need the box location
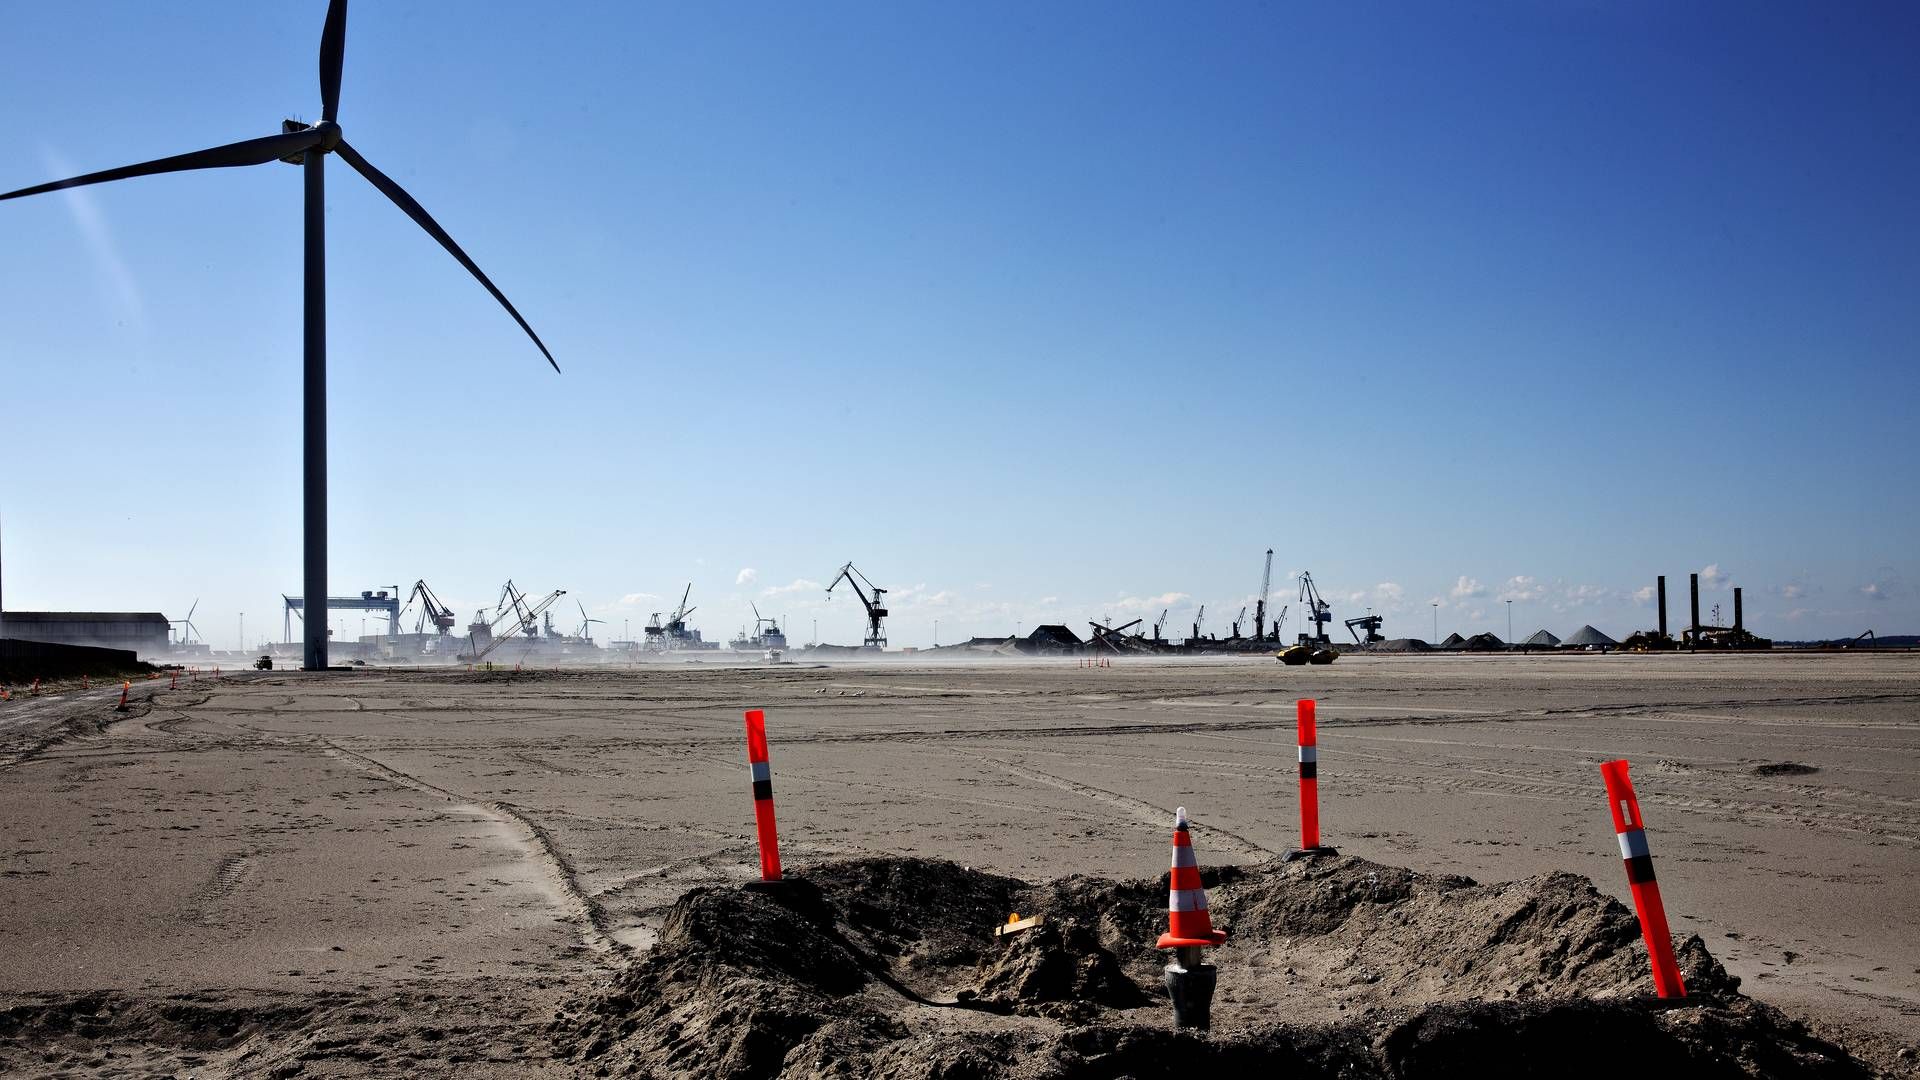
[333,139,560,373]
[0,129,325,202]
[319,0,348,123]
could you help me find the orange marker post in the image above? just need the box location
[116,680,130,710]
[1600,759,1686,999]
[1286,699,1339,860]
[743,708,783,881]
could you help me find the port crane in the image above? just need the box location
[1253,549,1273,641]
[1297,571,1332,645]
[1345,612,1384,646]
[402,579,458,636]
[825,562,889,648]
[465,581,566,661]
[1231,605,1248,639]
[1191,604,1206,643]
[1152,608,1171,641]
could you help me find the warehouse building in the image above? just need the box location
[0,611,171,657]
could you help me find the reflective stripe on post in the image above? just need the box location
[1298,699,1320,850]
[744,708,783,881]
[1600,759,1685,999]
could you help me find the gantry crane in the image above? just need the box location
[1298,571,1332,645]
[1253,549,1273,641]
[826,562,889,648]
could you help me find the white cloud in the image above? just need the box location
[1860,578,1899,602]
[1632,585,1657,603]
[735,568,758,586]
[1450,576,1486,600]
[617,592,659,606]
[1778,583,1805,600]
[1699,564,1731,589]
[1374,582,1405,604]
[921,590,956,607]
[764,578,823,597]
[1498,576,1547,602]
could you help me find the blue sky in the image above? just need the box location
[2,1,1915,648]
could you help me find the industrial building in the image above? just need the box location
[0,611,171,656]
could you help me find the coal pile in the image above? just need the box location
[550,856,1866,1079]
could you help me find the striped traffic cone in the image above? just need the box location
[1156,806,1225,1028]
[116,680,130,710]
[1156,806,1228,950]
[1600,759,1686,999]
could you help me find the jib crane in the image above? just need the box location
[1345,613,1384,645]
[467,581,566,661]
[826,562,889,648]
[1153,608,1170,641]
[1254,548,1273,641]
[1298,571,1332,645]
[403,579,458,636]
[1191,604,1206,643]
[1232,605,1248,639]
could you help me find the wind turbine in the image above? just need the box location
[575,600,604,643]
[172,600,203,647]
[0,0,559,673]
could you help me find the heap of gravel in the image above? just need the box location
[549,856,1865,1079]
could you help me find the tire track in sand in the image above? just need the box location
[311,740,626,957]
[952,749,1277,862]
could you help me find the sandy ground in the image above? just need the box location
[1,653,1915,1075]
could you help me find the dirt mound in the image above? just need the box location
[1754,762,1820,777]
[550,856,1863,1078]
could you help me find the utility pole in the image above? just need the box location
[934,619,939,647]
[1431,602,1438,642]
[239,613,245,653]
[1506,600,1513,644]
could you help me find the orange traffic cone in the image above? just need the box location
[1156,806,1227,950]
[2,687,10,701]
[31,678,40,694]
[169,670,178,689]
[117,680,130,710]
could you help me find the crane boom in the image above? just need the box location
[472,589,567,661]
[1254,548,1273,640]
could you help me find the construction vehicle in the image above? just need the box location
[1345,612,1384,646]
[253,654,273,670]
[1253,549,1273,641]
[825,562,889,649]
[1297,572,1332,646]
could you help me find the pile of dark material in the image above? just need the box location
[550,856,1867,1078]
